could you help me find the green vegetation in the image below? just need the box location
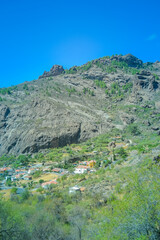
[126,124,141,136]
[83,87,94,96]
[32,170,42,178]
[0,123,160,239]
[0,86,17,95]
[23,84,29,91]
[104,81,133,99]
[0,151,159,239]
[153,73,159,80]
[65,68,77,74]
[65,62,92,74]
[94,79,106,88]
[66,87,76,96]
[122,82,133,92]
[0,54,160,239]
[80,62,92,71]
[94,59,141,75]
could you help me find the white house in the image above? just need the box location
[74,165,88,174]
[69,186,80,194]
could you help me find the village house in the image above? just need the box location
[52,168,62,173]
[74,165,89,174]
[60,170,68,175]
[11,176,17,181]
[23,175,32,180]
[42,180,57,189]
[69,186,80,194]
[15,173,26,180]
[42,166,50,173]
[80,187,86,192]
[28,168,37,174]
[0,167,14,175]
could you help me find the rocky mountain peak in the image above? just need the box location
[39,64,64,79]
[110,53,143,68]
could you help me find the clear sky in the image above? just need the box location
[0,0,160,88]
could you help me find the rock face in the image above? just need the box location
[39,65,64,78]
[120,54,143,67]
[134,71,159,90]
[111,54,143,67]
[0,54,160,155]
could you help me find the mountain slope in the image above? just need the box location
[0,54,160,155]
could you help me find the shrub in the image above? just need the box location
[127,124,141,136]
[33,170,42,178]
[11,187,17,194]
[23,84,29,90]
[39,179,44,184]
[94,80,106,88]
[153,73,159,80]
[116,147,128,159]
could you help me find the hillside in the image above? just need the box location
[0,54,160,239]
[0,53,160,156]
[0,127,160,239]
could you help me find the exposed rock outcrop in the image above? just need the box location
[111,54,143,68]
[39,65,64,78]
[0,54,159,155]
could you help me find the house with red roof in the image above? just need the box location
[42,180,57,189]
[52,168,62,173]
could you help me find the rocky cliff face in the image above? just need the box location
[0,54,160,155]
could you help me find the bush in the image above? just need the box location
[11,187,17,194]
[23,84,29,90]
[21,189,30,201]
[116,147,128,159]
[33,170,42,178]
[94,80,106,88]
[39,179,44,184]
[127,124,141,136]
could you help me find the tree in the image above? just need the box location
[21,189,30,201]
[116,147,128,159]
[17,155,29,166]
[11,187,17,194]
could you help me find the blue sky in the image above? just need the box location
[0,0,160,88]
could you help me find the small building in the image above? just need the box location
[42,180,57,189]
[74,165,89,174]
[0,167,14,175]
[28,168,36,174]
[80,187,86,192]
[15,169,24,173]
[42,167,50,173]
[11,176,17,181]
[23,175,32,180]
[52,168,62,173]
[69,186,80,194]
[15,173,25,180]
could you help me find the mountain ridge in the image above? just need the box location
[0,53,160,155]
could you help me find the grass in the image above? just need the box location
[35,173,58,182]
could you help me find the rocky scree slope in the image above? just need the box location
[0,54,160,155]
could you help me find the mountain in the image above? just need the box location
[0,54,160,155]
